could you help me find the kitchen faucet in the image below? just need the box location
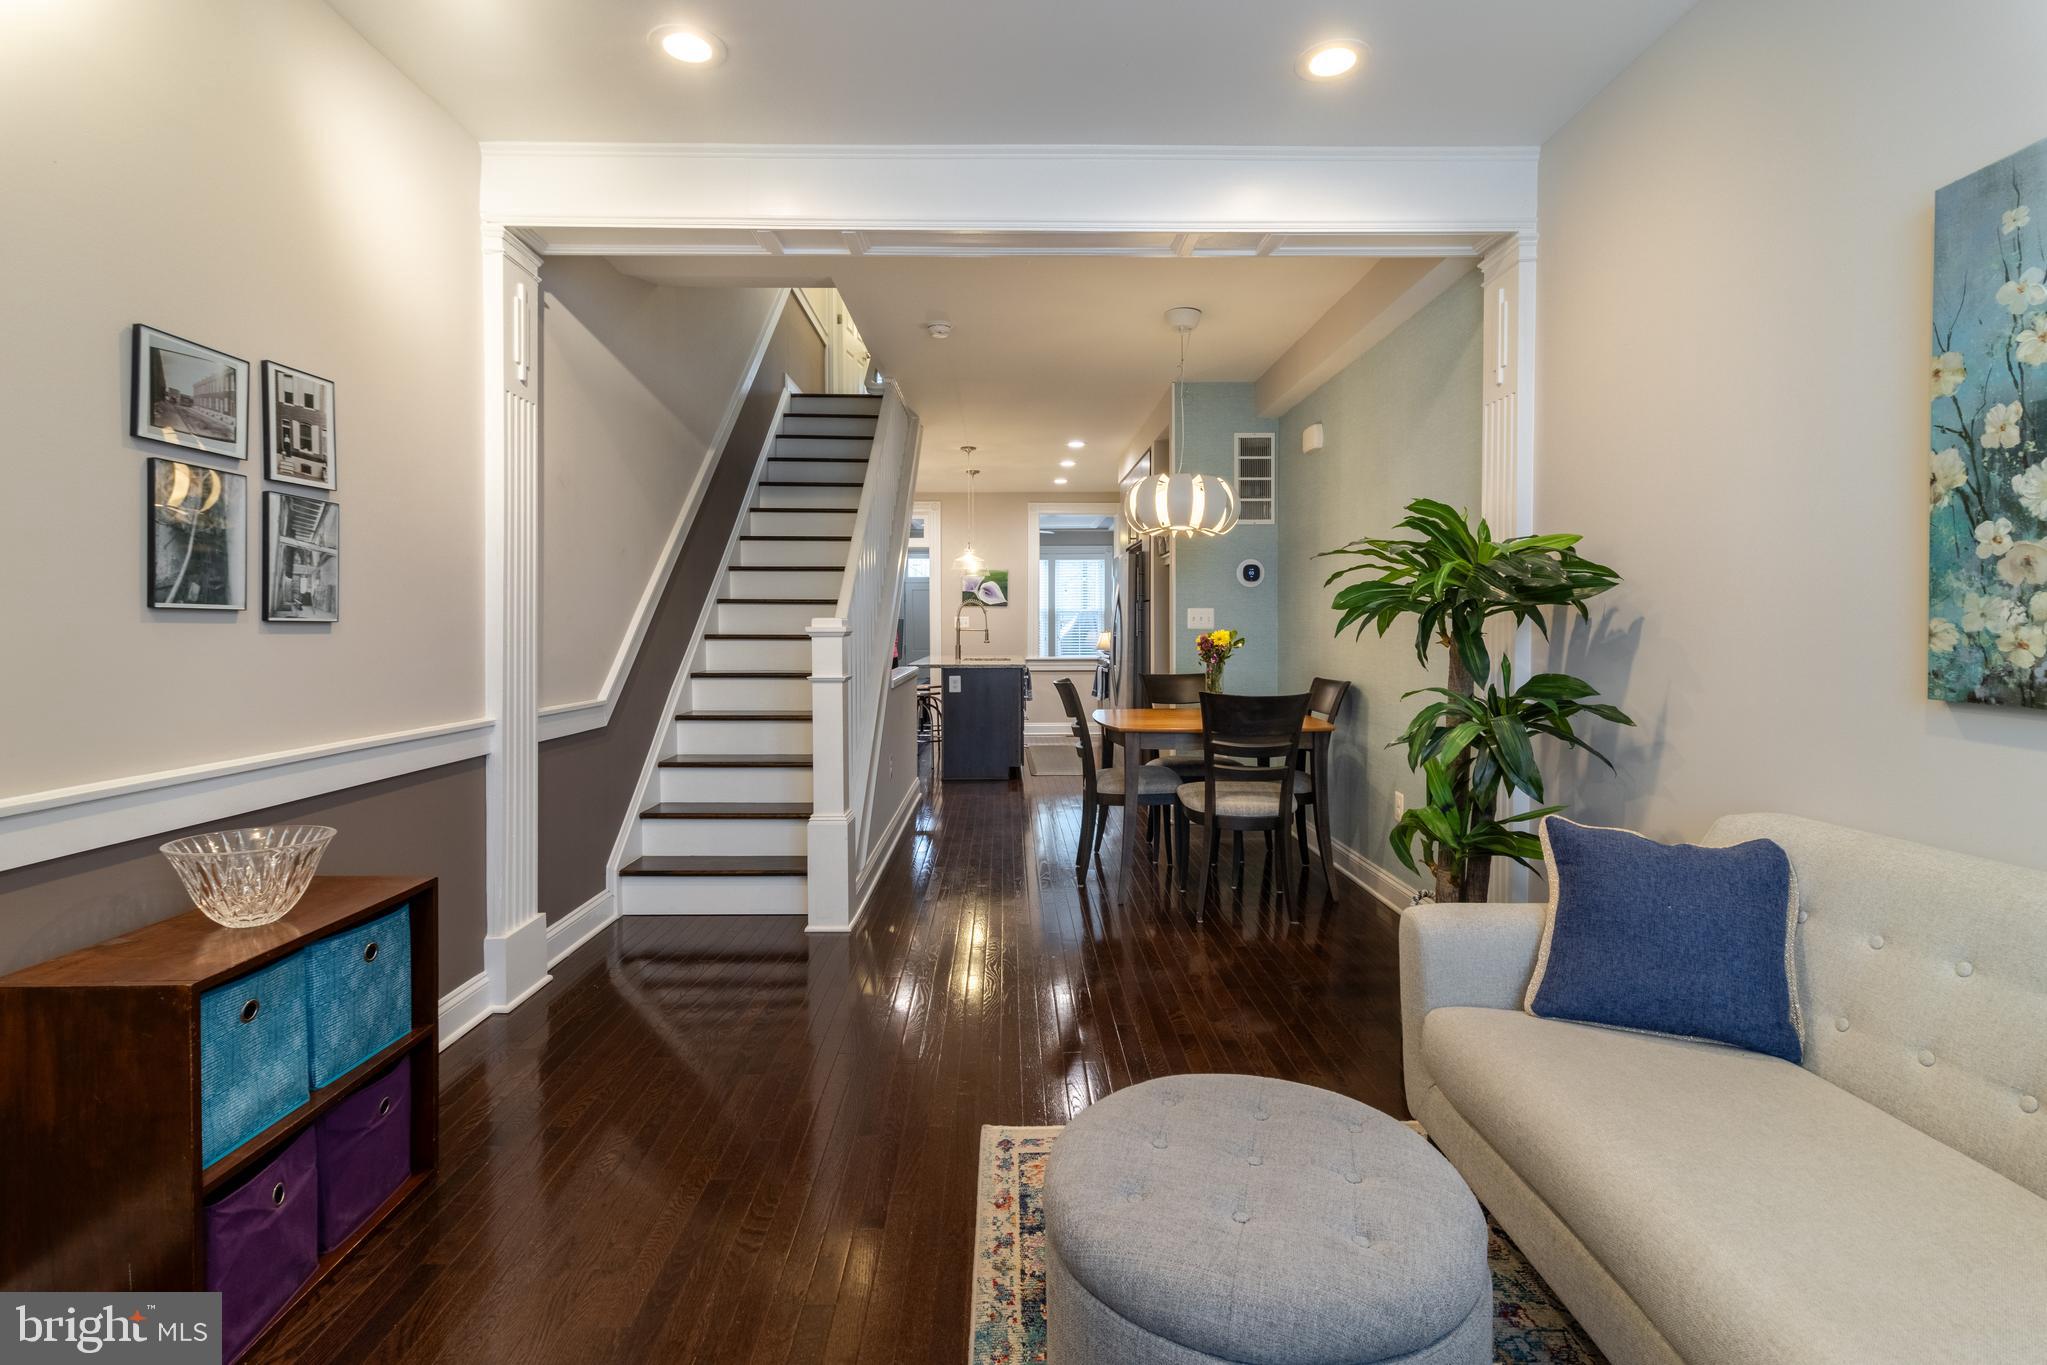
[954,598,990,659]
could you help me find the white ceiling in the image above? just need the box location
[327,0,1693,146]
[613,253,1383,491]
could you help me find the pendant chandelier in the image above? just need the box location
[1124,306,1238,540]
[955,456,984,575]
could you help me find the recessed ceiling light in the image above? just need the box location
[651,25,726,65]
[1066,439,1086,449]
[1298,39,1364,81]
[1053,477,1069,485]
[1059,458,1076,468]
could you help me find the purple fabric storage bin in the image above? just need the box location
[314,1054,413,1251]
[205,1128,319,1364]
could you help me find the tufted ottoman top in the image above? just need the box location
[1042,1075,1489,1365]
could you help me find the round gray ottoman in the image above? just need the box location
[1042,1075,1490,1365]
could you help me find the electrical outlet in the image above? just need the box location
[948,675,962,693]
[1393,790,1406,820]
[1186,607,1215,630]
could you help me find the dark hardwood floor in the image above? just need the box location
[255,756,1406,1364]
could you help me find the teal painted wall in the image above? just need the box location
[1170,382,1280,693]
[1275,271,1483,895]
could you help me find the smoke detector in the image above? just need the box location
[926,320,954,340]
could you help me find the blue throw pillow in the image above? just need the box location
[1524,817,1803,1062]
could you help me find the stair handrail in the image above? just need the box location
[807,381,922,928]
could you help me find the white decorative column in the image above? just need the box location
[481,225,551,1010]
[1480,231,1538,902]
[806,619,855,930]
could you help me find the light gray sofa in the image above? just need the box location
[1399,812,2047,1365]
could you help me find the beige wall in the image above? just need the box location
[1275,275,1483,896]
[922,489,1118,730]
[1538,0,2047,867]
[0,0,484,797]
[539,263,785,707]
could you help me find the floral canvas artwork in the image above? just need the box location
[1930,137,2047,707]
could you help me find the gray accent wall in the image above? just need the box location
[1275,272,1483,897]
[536,298,825,921]
[0,761,487,994]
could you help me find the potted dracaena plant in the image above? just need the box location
[1319,498,1633,903]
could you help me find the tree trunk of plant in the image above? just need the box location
[1437,647,1493,904]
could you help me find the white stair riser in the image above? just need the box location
[716,600,829,634]
[766,458,866,485]
[747,509,856,537]
[656,764,813,803]
[779,414,879,438]
[636,818,807,858]
[619,875,808,915]
[773,437,872,459]
[725,567,843,598]
[788,394,882,415]
[736,538,851,568]
[700,637,811,673]
[754,484,865,511]
[671,715,812,752]
[689,674,810,710]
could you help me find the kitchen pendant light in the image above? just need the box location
[1124,308,1238,540]
[956,457,985,575]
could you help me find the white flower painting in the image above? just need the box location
[1931,137,2047,708]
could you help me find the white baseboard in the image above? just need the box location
[438,971,492,1049]
[811,779,919,935]
[547,887,618,964]
[1324,836,1423,914]
[0,717,494,874]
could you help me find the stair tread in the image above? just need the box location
[620,855,809,877]
[691,668,809,678]
[640,802,812,819]
[658,753,813,768]
[729,565,847,571]
[775,434,874,442]
[674,710,811,721]
[717,597,837,605]
[704,632,810,641]
[758,480,867,488]
[769,454,870,463]
[739,535,852,541]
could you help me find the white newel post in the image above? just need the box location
[807,620,855,929]
[1480,231,1538,903]
[481,225,551,1011]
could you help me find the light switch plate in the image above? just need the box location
[1186,607,1215,630]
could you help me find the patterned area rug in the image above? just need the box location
[970,1124,1607,1365]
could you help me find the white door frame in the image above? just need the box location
[908,500,942,666]
[476,145,1540,972]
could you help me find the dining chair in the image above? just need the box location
[1176,691,1311,919]
[1291,677,1353,882]
[1139,671,1209,844]
[1054,677,1181,878]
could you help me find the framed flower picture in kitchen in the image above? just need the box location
[1928,135,2047,708]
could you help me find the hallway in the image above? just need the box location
[254,760,1406,1364]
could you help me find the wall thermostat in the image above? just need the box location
[1236,559,1265,587]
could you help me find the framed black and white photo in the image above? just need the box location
[132,325,248,460]
[148,458,247,610]
[264,492,340,622]
[263,361,336,489]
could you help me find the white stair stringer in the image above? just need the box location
[616,389,880,916]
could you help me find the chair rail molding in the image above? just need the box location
[481,223,551,1013]
[480,143,1538,239]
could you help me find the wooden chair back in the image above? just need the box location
[1195,692,1310,826]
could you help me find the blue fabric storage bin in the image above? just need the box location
[199,954,311,1166]
[304,904,412,1087]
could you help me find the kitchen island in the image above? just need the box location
[911,656,1028,781]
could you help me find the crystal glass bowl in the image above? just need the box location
[161,825,337,928]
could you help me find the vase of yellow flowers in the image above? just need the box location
[1194,628,1245,692]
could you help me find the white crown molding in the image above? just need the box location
[0,718,494,874]
[536,290,792,743]
[481,142,1539,239]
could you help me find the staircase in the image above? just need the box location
[615,392,882,915]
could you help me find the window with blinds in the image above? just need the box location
[1039,553,1108,658]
